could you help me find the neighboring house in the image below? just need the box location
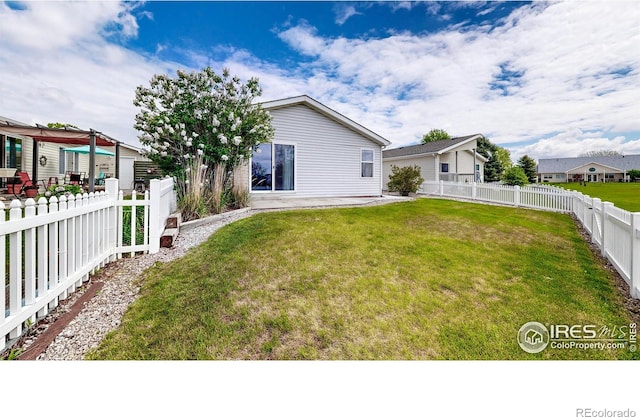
[0,116,148,190]
[382,134,487,188]
[537,154,640,183]
[246,95,391,199]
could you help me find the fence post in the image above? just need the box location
[592,198,601,247]
[149,179,161,254]
[600,202,613,258]
[105,178,119,260]
[439,180,444,197]
[472,182,477,200]
[0,201,4,350]
[514,185,520,207]
[630,213,640,299]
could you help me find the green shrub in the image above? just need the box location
[45,184,83,199]
[387,165,424,196]
[501,166,529,186]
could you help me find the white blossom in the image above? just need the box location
[233,136,242,146]
[221,155,229,161]
[186,140,192,147]
[218,134,228,144]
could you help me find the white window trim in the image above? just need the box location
[361,148,375,178]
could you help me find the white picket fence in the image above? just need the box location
[1,177,176,352]
[421,180,640,299]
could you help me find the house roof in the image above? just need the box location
[382,134,486,159]
[260,95,391,147]
[537,155,640,173]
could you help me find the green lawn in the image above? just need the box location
[86,199,638,360]
[553,182,640,212]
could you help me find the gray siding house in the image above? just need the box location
[382,134,487,189]
[248,96,391,199]
[537,155,640,183]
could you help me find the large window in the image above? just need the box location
[251,143,295,191]
[5,136,22,170]
[361,149,374,177]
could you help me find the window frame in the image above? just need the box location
[361,148,374,178]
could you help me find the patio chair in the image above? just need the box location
[95,171,106,186]
[7,171,38,196]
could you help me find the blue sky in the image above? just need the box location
[1,1,639,162]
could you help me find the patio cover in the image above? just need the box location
[62,145,115,156]
[0,121,120,192]
[0,123,116,146]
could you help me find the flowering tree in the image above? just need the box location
[133,67,274,217]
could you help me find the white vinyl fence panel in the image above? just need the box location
[1,177,176,352]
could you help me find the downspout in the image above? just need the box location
[32,138,38,183]
[473,148,477,183]
[115,142,121,181]
[455,151,458,182]
[89,129,96,193]
[379,147,384,196]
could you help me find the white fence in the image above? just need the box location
[1,177,176,352]
[421,180,640,299]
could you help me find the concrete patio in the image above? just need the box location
[248,194,412,210]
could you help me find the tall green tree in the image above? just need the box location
[517,155,537,183]
[422,129,451,143]
[476,136,512,182]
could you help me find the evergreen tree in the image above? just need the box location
[476,136,512,182]
[517,155,537,183]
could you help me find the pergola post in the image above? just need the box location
[88,129,96,193]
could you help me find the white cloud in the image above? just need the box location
[511,130,640,161]
[0,1,179,146]
[274,1,640,160]
[1,0,638,164]
[333,3,363,25]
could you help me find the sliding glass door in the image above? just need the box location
[251,143,295,192]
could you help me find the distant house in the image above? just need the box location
[246,95,391,199]
[382,134,487,188]
[537,154,640,183]
[0,116,148,191]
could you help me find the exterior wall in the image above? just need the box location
[540,172,625,183]
[383,155,437,190]
[27,142,145,184]
[382,147,484,187]
[250,104,384,198]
